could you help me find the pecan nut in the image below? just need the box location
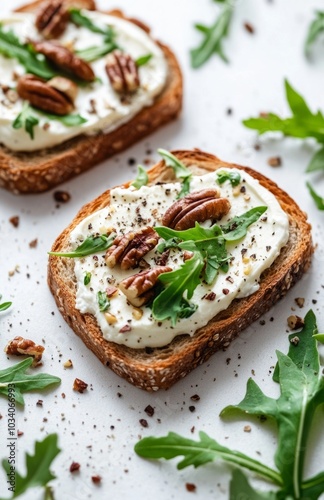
[162,189,231,230]
[33,41,95,82]
[105,227,159,270]
[105,50,140,93]
[119,266,172,307]
[5,336,45,366]
[35,0,69,39]
[17,74,74,115]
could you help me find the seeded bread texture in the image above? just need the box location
[48,150,314,391]
[0,1,183,194]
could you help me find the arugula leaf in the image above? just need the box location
[35,109,87,127]
[49,233,116,258]
[305,11,324,57]
[190,0,234,68]
[157,149,192,198]
[135,53,153,67]
[135,310,324,499]
[152,253,204,326]
[306,146,324,173]
[0,25,56,79]
[97,291,110,312]
[70,8,115,38]
[0,358,61,405]
[76,41,117,62]
[0,294,12,311]
[131,165,148,189]
[84,272,91,285]
[12,102,39,140]
[221,206,268,241]
[313,333,324,343]
[1,434,60,498]
[306,182,324,210]
[216,170,241,186]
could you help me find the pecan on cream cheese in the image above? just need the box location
[105,50,140,93]
[119,266,172,307]
[162,188,231,230]
[35,0,69,39]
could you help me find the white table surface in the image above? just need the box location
[1,1,324,499]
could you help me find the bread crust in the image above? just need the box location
[47,150,314,391]
[0,4,183,194]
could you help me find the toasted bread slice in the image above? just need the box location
[0,2,182,194]
[48,150,313,391]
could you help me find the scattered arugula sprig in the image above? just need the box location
[243,80,324,210]
[0,358,61,405]
[0,294,12,312]
[131,165,148,189]
[158,149,192,198]
[305,11,324,57]
[306,182,324,210]
[49,233,116,258]
[1,434,60,500]
[190,0,235,68]
[135,310,324,499]
[152,206,267,325]
[97,291,110,312]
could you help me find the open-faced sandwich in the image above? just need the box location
[48,149,313,390]
[0,0,182,193]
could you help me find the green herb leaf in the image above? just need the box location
[0,358,61,406]
[306,182,324,210]
[131,165,148,189]
[305,11,324,57]
[152,253,204,326]
[216,169,241,186]
[70,8,115,38]
[97,291,110,312]
[229,469,277,500]
[0,25,56,79]
[12,102,39,140]
[0,294,12,312]
[135,53,153,67]
[84,272,91,285]
[221,206,268,241]
[313,333,324,343]
[1,434,60,498]
[49,233,116,258]
[76,41,117,62]
[306,147,324,172]
[190,1,234,68]
[35,109,87,127]
[157,149,192,198]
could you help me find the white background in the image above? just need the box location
[1,0,324,499]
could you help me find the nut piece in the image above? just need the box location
[106,227,159,270]
[106,50,140,93]
[73,378,88,393]
[48,76,78,104]
[35,0,69,39]
[287,315,304,330]
[33,41,95,82]
[5,336,44,366]
[17,74,74,115]
[162,189,231,230]
[119,266,172,307]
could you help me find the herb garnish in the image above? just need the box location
[190,0,235,68]
[84,272,92,285]
[0,25,56,79]
[305,11,324,57]
[76,41,117,63]
[135,53,153,67]
[0,294,12,312]
[306,182,324,210]
[131,165,148,189]
[97,291,110,312]
[1,434,60,499]
[135,310,324,499]
[70,8,115,38]
[35,109,87,127]
[49,233,116,258]
[0,358,61,405]
[158,149,192,198]
[216,169,241,187]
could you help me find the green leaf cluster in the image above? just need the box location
[0,358,61,405]
[158,149,192,198]
[1,434,60,499]
[135,310,324,499]
[131,165,149,189]
[190,0,234,68]
[49,233,116,258]
[305,11,324,57]
[0,294,12,312]
[243,80,324,210]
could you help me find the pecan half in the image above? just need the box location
[33,41,95,82]
[105,50,140,93]
[162,189,231,230]
[17,74,74,115]
[35,0,69,39]
[5,336,44,366]
[119,266,172,307]
[105,227,159,270]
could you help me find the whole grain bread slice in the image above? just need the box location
[0,2,182,194]
[48,150,314,391]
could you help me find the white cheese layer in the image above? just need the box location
[0,11,167,152]
[71,168,290,349]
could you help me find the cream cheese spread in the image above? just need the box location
[70,168,290,349]
[0,11,168,151]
